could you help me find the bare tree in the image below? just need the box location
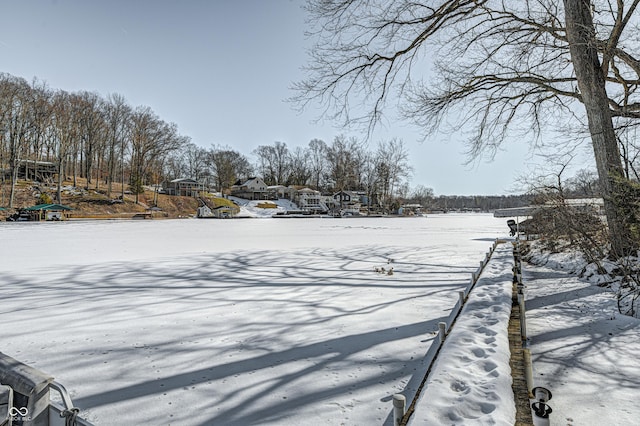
[288,146,312,186]
[617,125,640,180]
[50,90,78,203]
[0,74,33,207]
[567,168,600,197]
[25,78,53,182]
[74,91,106,189]
[307,138,328,190]
[207,145,253,193]
[129,106,187,203]
[295,0,640,255]
[409,184,435,208]
[103,93,131,198]
[182,142,209,181]
[375,138,413,211]
[253,141,291,186]
[326,135,365,193]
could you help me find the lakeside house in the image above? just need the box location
[230,177,275,200]
[164,178,205,197]
[329,190,362,215]
[1,159,58,182]
[294,187,328,213]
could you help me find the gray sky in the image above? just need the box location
[0,0,584,195]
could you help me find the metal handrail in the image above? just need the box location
[48,382,94,426]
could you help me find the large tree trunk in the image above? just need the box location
[564,0,632,255]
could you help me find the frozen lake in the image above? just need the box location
[1,214,509,425]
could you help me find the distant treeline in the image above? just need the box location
[1,71,529,211]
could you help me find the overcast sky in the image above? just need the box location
[0,0,594,195]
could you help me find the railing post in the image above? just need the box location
[523,349,534,397]
[518,293,527,342]
[392,394,406,426]
[438,322,447,345]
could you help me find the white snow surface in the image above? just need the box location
[2,214,638,425]
[524,248,640,426]
[409,244,515,425]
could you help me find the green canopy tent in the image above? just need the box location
[22,203,73,211]
[21,203,73,221]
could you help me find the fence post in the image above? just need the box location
[523,349,534,398]
[518,293,527,342]
[392,394,406,426]
[438,322,447,345]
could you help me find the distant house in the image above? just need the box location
[399,203,424,216]
[328,191,361,215]
[294,188,328,213]
[164,178,204,197]
[2,160,58,182]
[230,177,274,200]
[270,185,296,200]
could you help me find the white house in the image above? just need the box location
[164,178,204,197]
[230,177,274,200]
[294,187,328,213]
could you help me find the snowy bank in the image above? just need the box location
[523,254,640,426]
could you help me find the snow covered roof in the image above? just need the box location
[493,206,539,217]
[170,178,198,183]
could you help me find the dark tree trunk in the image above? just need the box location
[564,0,633,255]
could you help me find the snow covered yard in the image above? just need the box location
[523,254,640,426]
[1,214,510,425]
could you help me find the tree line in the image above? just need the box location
[178,136,414,212]
[0,72,416,210]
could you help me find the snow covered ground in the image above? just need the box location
[524,249,640,426]
[2,214,638,425]
[1,214,508,425]
[408,244,516,425]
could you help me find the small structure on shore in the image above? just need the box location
[7,203,73,221]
